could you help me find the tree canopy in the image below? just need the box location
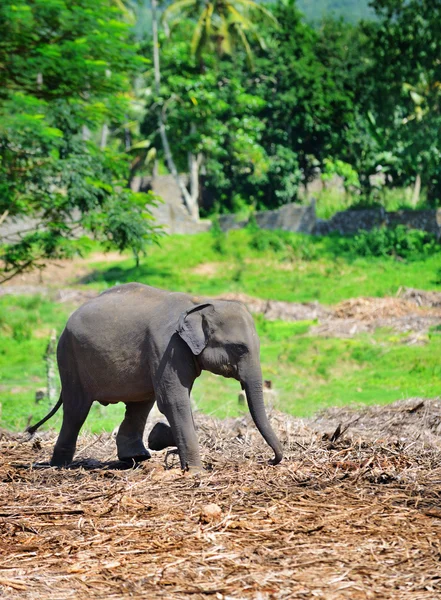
[0,0,160,281]
[2,0,441,274]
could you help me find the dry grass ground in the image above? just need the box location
[2,399,441,599]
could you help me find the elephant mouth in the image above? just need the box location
[219,363,238,378]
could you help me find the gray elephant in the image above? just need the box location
[27,283,283,472]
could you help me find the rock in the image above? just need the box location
[200,503,222,524]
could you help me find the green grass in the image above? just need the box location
[82,229,441,305]
[194,321,441,419]
[1,228,441,432]
[1,295,441,432]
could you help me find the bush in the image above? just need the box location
[247,224,318,260]
[338,226,440,260]
[210,218,227,254]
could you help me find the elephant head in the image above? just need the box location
[172,300,283,465]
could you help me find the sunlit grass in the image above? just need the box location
[83,229,441,304]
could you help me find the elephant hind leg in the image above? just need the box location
[51,392,92,467]
[116,401,154,463]
[148,422,176,451]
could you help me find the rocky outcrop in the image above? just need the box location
[131,175,210,235]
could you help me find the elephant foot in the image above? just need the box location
[185,464,205,476]
[148,422,176,451]
[116,435,151,463]
[50,447,74,467]
[119,449,151,464]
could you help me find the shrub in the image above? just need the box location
[210,217,227,254]
[339,226,440,260]
[247,225,318,260]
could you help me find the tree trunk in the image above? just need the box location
[411,173,421,207]
[82,125,91,141]
[188,150,201,219]
[187,123,202,219]
[151,0,199,219]
[124,115,131,151]
[100,123,109,149]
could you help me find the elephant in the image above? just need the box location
[27,283,283,472]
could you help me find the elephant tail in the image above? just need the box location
[26,393,63,436]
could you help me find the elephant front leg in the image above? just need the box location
[157,394,203,473]
[116,401,154,462]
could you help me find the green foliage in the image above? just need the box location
[338,226,440,260]
[210,217,228,254]
[351,0,441,202]
[141,1,363,211]
[322,159,360,192]
[162,0,277,68]
[0,0,161,282]
[138,0,441,214]
[247,226,318,260]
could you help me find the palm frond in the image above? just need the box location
[191,5,212,57]
[233,21,254,69]
[112,0,136,24]
[205,2,214,39]
[226,4,253,31]
[233,0,279,25]
[162,0,197,23]
[218,14,232,55]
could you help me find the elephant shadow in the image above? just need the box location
[15,448,180,472]
[16,458,144,471]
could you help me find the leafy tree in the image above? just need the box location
[141,31,272,213]
[353,0,441,203]
[163,0,277,68]
[133,0,279,220]
[0,0,161,282]
[237,4,364,206]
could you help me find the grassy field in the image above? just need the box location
[3,307,441,432]
[2,228,441,432]
[81,228,441,304]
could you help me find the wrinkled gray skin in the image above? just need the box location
[28,283,283,472]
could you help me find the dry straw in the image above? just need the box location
[2,398,441,599]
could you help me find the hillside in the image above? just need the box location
[297,0,374,21]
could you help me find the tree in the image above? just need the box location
[141,31,272,213]
[162,0,277,68]
[0,0,161,282]
[136,0,278,221]
[353,0,441,203]
[140,1,371,212]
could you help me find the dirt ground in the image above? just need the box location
[2,399,441,599]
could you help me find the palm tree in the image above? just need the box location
[118,0,277,219]
[158,0,277,218]
[110,0,200,218]
[163,0,277,68]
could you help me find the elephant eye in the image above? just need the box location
[228,343,248,357]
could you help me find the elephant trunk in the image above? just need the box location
[242,368,283,465]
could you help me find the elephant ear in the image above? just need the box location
[177,303,214,355]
